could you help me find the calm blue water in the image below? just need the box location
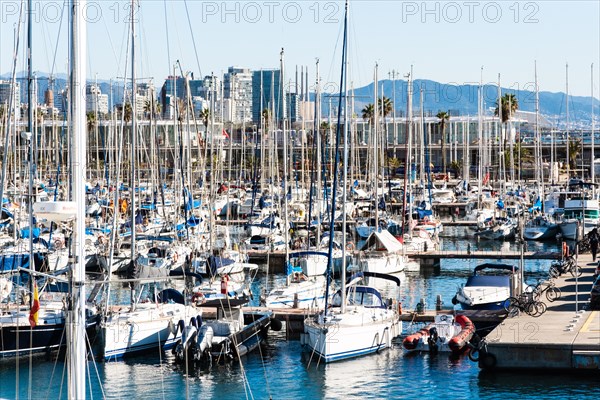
[2,229,597,399]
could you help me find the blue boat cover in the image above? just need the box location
[466,275,510,288]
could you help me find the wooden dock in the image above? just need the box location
[479,252,600,371]
[249,250,562,272]
[410,250,562,262]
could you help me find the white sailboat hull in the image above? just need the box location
[302,307,401,363]
[265,278,327,309]
[355,253,406,274]
[101,303,199,360]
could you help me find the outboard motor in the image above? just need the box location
[427,327,439,354]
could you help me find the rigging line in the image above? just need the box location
[85,351,94,400]
[163,0,172,73]
[40,14,53,73]
[100,8,122,79]
[183,0,203,78]
[49,1,66,77]
[42,320,67,400]
[84,323,106,400]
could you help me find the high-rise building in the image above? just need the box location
[86,84,109,115]
[0,80,21,119]
[252,69,285,124]
[223,67,252,123]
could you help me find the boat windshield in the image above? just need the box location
[331,286,385,309]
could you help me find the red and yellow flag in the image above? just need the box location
[29,282,40,327]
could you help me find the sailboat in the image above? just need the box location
[0,1,100,364]
[95,1,201,361]
[301,1,402,363]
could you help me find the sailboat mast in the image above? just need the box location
[281,48,290,283]
[323,0,348,315]
[373,64,379,229]
[477,67,483,209]
[566,63,570,181]
[592,63,595,184]
[535,62,544,200]
[130,0,137,265]
[25,0,38,312]
[68,0,87,397]
[341,2,350,312]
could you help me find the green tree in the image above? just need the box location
[503,142,533,176]
[568,138,582,171]
[361,103,374,124]
[494,93,519,123]
[199,108,211,132]
[378,96,393,118]
[86,111,97,132]
[261,108,271,132]
[436,111,450,176]
[123,102,132,124]
[449,160,462,178]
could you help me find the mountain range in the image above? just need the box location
[3,73,599,127]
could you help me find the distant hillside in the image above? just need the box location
[323,79,600,127]
[3,72,598,127]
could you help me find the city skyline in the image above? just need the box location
[0,1,598,99]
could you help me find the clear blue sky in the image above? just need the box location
[1,0,598,97]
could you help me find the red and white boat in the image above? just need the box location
[402,314,475,354]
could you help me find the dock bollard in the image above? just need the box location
[417,298,425,314]
[436,295,442,311]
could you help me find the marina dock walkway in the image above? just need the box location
[481,252,600,371]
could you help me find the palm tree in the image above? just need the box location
[494,93,519,180]
[86,111,97,132]
[378,96,393,118]
[494,93,519,123]
[123,102,132,124]
[361,103,374,124]
[437,111,450,176]
[568,138,582,171]
[261,108,271,132]
[176,99,187,123]
[199,108,211,132]
[143,100,152,119]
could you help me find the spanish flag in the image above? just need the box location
[29,282,40,327]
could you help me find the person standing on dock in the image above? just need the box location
[589,228,599,261]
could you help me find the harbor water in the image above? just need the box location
[1,229,597,399]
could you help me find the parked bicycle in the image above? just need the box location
[525,279,561,302]
[549,256,582,278]
[504,292,546,318]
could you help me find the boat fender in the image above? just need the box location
[468,347,480,362]
[220,277,228,294]
[468,334,483,362]
[173,252,179,263]
[480,352,497,369]
[451,296,458,305]
[270,317,283,332]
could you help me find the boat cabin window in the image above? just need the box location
[331,287,385,308]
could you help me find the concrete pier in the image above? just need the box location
[480,252,600,371]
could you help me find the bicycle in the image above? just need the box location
[549,256,582,278]
[504,292,546,318]
[525,279,561,302]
